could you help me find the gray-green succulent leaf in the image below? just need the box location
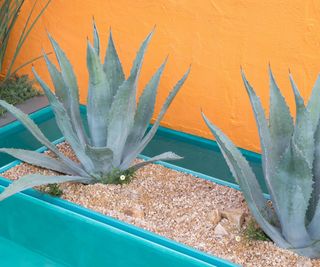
[203,68,320,258]
[0,174,92,202]
[0,22,189,201]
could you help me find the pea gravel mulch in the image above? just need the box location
[2,142,319,267]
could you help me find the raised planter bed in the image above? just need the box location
[1,105,318,266]
[0,106,238,267]
[0,184,231,267]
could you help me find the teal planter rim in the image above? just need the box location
[0,105,254,266]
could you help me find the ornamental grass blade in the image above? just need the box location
[131,152,182,171]
[48,34,88,146]
[202,113,289,248]
[103,30,125,96]
[124,58,167,155]
[0,148,77,175]
[86,41,111,147]
[120,67,190,170]
[0,174,91,201]
[33,68,95,173]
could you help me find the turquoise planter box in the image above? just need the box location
[0,105,262,266]
[0,185,233,266]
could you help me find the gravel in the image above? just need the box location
[2,142,320,267]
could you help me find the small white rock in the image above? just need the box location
[296,258,313,267]
[214,223,229,236]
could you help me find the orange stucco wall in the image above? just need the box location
[4,0,320,152]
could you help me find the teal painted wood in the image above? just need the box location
[0,185,235,266]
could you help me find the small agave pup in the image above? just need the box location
[203,68,320,258]
[0,22,190,200]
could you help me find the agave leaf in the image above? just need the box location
[86,41,112,147]
[106,31,153,166]
[0,174,92,202]
[85,145,113,173]
[0,100,60,154]
[268,67,294,162]
[103,30,125,96]
[0,100,88,176]
[131,152,182,171]
[289,74,314,167]
[42,51,69,109]
[241,70,286,221]
[309,112,320,238]
[241,70,276,192]
[33,68,95,173]
[0,148,77,175]
[202,113,289,247]
[290,74,318,222]
[106,77,136,166]
[307,75,320,225]
[120,67,190,170]
[92,18,100,56]
[124,58,167,155]
[272,142,313,247]
[307,74,320,130]
[48,34,88,146]
[128,29,154,86]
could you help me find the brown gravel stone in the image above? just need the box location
[220,209,245,229]
[208,209,222,226]
[2,142,320,267]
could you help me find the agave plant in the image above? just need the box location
[0,22,190,201]
[202,68,320,258]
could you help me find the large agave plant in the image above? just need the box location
[203,68,320,258]
[0,22,190,201]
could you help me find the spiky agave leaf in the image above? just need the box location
[123,57,168,156]
[32,67,95,174]
[0,22,188,202]
[131,152,182,171]
[106,30,154,166]
[0,148,77,175]
[103,30,125,97]
[202,113,289,248]
[86,40,111,147]
[205,68,320,258]
[0,174,92,202]
[48,34,88,146]
[120,67,190,170]
[0,100,88,177]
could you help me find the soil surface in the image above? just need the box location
[2,142,320,267]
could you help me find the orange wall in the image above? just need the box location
[4,0,320,152]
